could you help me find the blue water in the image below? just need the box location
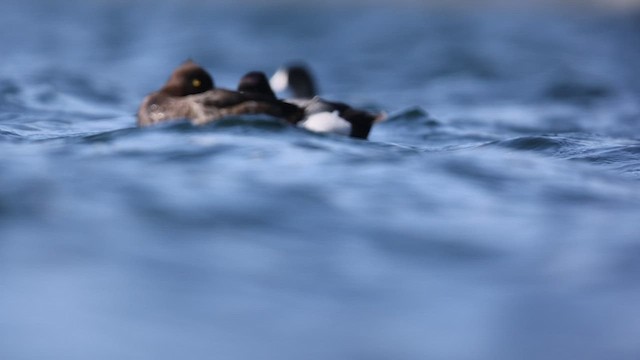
[1,1,640,359]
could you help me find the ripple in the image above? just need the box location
[1,5,640,360]
[495,135,568,153]
[0,129,20,140]
[544,81,613,104]
[384,106,439,126]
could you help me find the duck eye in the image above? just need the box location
[192,78,201,88]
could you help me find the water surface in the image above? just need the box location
[1,1,639,359]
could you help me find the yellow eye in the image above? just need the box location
[192,79,201,88]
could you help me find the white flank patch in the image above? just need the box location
[269,68,289,93]
[299,111,351,136]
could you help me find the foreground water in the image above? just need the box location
[1,1,639,359]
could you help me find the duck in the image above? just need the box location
[239,66,384,139]
[270,63,318,99]
[237,71,278,100]
[137,61,303,127]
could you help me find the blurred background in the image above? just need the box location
[1,0,639,359]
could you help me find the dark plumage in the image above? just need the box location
[159,60,214,97]
[270,63,318,99]
[247,67,384,139]
[137,61,303,127]
[238,71,277,100]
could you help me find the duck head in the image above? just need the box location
[160,60,214,97]
[270,63,317,99]
[238,71,277,99]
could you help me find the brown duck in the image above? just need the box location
[137,61,303,127]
